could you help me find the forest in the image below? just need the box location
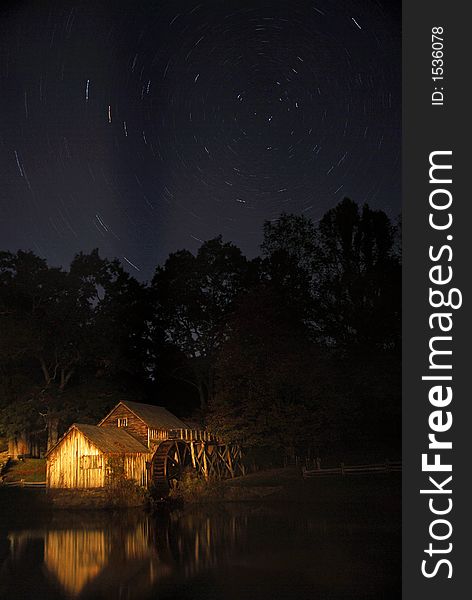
[0,198,401,464]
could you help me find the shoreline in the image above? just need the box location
[0,467,401,513]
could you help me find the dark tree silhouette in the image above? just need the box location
[0,249,149,449]
[261,198,401,350]
[208,284,328,457]
[314,198,401,349]
[149,236,253,412]
[0,199,401,461]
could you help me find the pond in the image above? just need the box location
[0,485,400,600]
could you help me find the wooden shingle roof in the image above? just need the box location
[72,424,150,454]
[118,401,189,430]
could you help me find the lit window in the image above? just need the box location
[117,417,128,427]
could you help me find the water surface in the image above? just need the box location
[0,483,400,600]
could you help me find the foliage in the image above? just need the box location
[104,477,149,508]
[103,456,149,507]
[0,199,401,461]
[168,468,225,503]
[150,236,252,410]
[261,212,318,274]
[208,199,401,457]
[261,199,401,349]
[207,284,328,455]
[314,198,401,348]
[0,249,150,449]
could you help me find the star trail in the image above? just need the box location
[0,0,400,278]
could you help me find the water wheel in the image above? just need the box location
[152,440,193,496]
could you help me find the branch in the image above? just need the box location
[39,357,52,386]
[169,366,201,392]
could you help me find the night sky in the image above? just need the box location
[0,0,400,279]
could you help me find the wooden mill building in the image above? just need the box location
[46,400,243,493]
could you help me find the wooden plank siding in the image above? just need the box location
[99,405,148,446]
[47,428,104,488]
[46,400,222,490]
[46,428,149,489]
[99,407,216,447]
[121,454,149,487]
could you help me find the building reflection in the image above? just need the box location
[44,529,107,595]
[4,508,248,599]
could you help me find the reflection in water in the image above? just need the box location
[0,501,400,600]
[44,529,107,595]
[2,509,247,599]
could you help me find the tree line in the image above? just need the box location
[0,198,401,462]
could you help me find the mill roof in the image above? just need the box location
[101,400,189,430]
[49,423,151,455]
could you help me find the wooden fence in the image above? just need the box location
[302,460,401,478]
[1,480,46,488]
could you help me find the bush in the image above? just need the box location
[169,468,225,503]
[104,477,149,508]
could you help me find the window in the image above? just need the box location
[117,417,128,427]
[81,455,101,469]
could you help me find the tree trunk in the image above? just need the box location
[197,385,207,412]
[8,435,29,459]
[47,416,59,451]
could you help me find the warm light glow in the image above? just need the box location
[44,530,107,596]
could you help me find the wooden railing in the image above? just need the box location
[302,460,401,478]
[149,429,217,443]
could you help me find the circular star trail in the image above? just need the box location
[0,0,400,277]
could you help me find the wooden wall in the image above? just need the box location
[47,428,149,489]
[99,405,148,446]
[47,429,104,488]
[112,454,149,488]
